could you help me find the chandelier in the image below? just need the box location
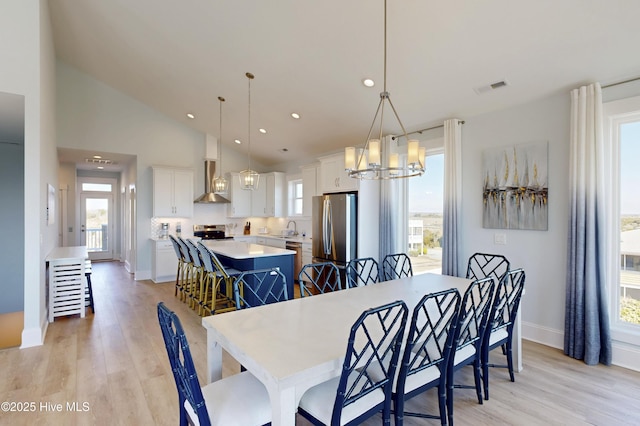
[345,0,425,180]
[212,96,229,195]
[239,72,260,190]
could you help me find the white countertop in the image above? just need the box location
[235,234,312,244]
[201,240,295,259]
[46,245,88,261]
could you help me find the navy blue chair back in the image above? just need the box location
[454,277,496,352]
[157,302,211,426]
[345,257,380,288]
[233,268,289,309]
[196,242,215,274]
[465,252,510,282]
[333,300,408,424]
[395,288,461,424]
[382,253,413,281]
[169,235,185,261]
[185,239,204,268]
[481,268,526,399]
[176,237,194,264]
[298,262,342,296]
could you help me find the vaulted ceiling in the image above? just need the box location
[49,0,640,166]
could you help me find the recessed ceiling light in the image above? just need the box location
[186,113,195,119]
[280,148,289,153]
[93,155,102,159]
[291,112,300,119]
[234,139,242,144]
[259,128,267,134]
[363,78,375,87]
[97,166,104,170]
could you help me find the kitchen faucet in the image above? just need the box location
[287,220,298,236]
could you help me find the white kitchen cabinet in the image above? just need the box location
[301,242,312,267]
[318,153,359,193]
[152,166,194,217]
[251,176,268,216]
[228,172,285,218]
[227,172,252,218]
[264,172,285,217]
[152,239,178,283]
[301,163,319,217]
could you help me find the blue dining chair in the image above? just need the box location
[465,252,510,282]
[382,253,413,281]
[232,267,289,309]
[169,235,188,301]
[298,262,342,296]
[297,300,408,426]
[392,288,461,426]
[156,302,271,426]
[345,257,380,288]
[446,276,496,426]
[482,268,525,400]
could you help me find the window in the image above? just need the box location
[288,179,303,216]
[407,152,444,274]
[604,97,640,343]
[82,182,112,192]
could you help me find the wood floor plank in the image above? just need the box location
[0,260,639,425]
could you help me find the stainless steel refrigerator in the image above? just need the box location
[312,193,357,268]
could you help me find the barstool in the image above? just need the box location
[85,259,95,314]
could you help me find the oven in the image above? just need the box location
[193,224,233,240]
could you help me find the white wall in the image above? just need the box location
[0,0,58,347]
[460,92,571,347]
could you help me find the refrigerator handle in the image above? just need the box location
[323,198,332,255]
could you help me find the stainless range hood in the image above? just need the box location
[194,160,230,203]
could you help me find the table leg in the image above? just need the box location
[206,330,223,383]
[514,312,522,372]
[267,385,296,426]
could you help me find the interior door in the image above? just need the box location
[80,192,114,261]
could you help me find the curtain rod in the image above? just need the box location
[602,76,640,89]
[391,120,465,140]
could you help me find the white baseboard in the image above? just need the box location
[20,315,48,348]
[124,260,132,273]
[522,321,640,372]
[135,270,151,281]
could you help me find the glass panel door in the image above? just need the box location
[81,193,113,261]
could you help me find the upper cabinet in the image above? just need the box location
[152,166,194,218]
[318,153,359,193]
[227,171,285,218]
[227,172,252,218]
[301,163,320,217]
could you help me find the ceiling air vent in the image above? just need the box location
[474,79,509,95]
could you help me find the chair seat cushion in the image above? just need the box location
[299,373,385,425]
[453,343,476,367]
[185,371,271,426]
[489,328,509,346]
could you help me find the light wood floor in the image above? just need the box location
[1,261,639,425]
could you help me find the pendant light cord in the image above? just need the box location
[217,96,224,179]
[246,72,254,170]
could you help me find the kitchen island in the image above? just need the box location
[201,240,295,305]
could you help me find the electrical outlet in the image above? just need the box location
[494,233,507,245]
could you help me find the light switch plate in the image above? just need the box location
[494,233,507,245]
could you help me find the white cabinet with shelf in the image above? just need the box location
[152,166,194,217]
[152,239,178,283]
[318,153,359,193]
[301,242,312,267]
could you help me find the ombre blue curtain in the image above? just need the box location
[379,136,406,261]
[564,82,612,365]
[442,119,462,276]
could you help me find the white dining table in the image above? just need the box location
[202,273,522,426]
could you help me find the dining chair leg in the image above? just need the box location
[506,339,515,382]
[473,359,484,404]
